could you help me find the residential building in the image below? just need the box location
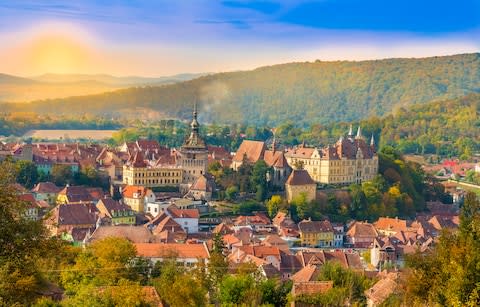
[166,207,200,233]
[365,272,399,307]
[285,169,317,203]
[87,225,157,243]
[298,219,334,247]
[44,203,98,238]
[134,243,210,266]
[346,221,378,248]
[56,185,95,205]
[31,182,61,205]
[122,185,155,213]
[145,201,172,217]
[96,198,136,225]
[285,125,378,185]
[185,174,214,201]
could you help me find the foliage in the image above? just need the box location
[0,160,60,305]
[405,191,480,306]
[15,160,38,188]
[266,195,284,218]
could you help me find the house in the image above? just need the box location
[134,242,210,266]
[31,182,61,205]
[185,174,214,201]
[298,219,334,247]
[44,203,98,242]
[145,201,172,217]
[96,198,136,225]
[370,237,401,268]
[57,185,95,205]
[122,185,155,212]
[145,212,187,242]
[19,193,47,220]
[264,146,292,187]
[285,169,317,203]
[346,221,378,248]
[374,217,408,237]
[332,223,345,247]
[166,207,200,233]
[295,250,363,271]
[365,272,399,307]
[234,212,274,233]
[291,264,321,283]
[87,225,157,243]
[231,245,283,270]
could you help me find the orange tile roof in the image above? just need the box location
[286,169,315,185]
[233,140,266,163]
[123,185,151,199]
[134,243,209,259]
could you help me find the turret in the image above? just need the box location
[348,124,354,137]
[355,126,363,139]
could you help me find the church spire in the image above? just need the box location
[370,134,375,147]
[356,126,362,139]
[348,124,353,137]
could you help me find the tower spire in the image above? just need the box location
[370,134,375,147]
[356,126,362,139]
[348,124,353,137]
[190,99,199,133]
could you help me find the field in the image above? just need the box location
[23,129,118,140]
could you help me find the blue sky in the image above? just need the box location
[0,0,479,76]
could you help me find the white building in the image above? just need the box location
[166,207,200,233]
[146,201,173,217]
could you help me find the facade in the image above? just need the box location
[166,207,200,233]
[122,185,155,213]
[145,201,172,217]
[285,169,317,203]
[96,198,136,225]
[285,126,378,185]
[177,104,208,189]
[31,182,61,205]
[122,151,182,188]
[298,219,335,247]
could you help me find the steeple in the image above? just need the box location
[370,134,375,147]
[190,100,199,133]
[348,124,353,137]
[355,126,363,139]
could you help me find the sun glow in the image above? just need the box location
[24,34,93,74]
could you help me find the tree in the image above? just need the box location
[225,185,238,201]
[405,192,480,306]
[219,274,261,306]
[0,160,60,305]
[15,160,38,188]
[266,195,283,218]
[50,164,73,186]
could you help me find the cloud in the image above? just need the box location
[221,1,282,15]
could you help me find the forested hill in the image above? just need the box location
[3,53,480,126]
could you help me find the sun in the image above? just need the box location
[25,34,92,74]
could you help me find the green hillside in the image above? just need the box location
[3,53,480,126]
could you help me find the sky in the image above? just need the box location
[0,0,479,77]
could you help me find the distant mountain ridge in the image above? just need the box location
[32,72,209,86]
[2,53,480,126]
[0,72,209,102]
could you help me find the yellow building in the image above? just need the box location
[122,185,155,213]
[298,219,335,247]
[285,126,378,185]
[122,151,182,188]
[285,169,317,203]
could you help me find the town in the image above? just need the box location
[1,105,475,306]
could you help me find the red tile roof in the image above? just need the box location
[233,140,266,163]
[286,169,315,186]
[134,243,209,259]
